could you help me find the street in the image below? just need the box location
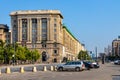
[0,62,120,80]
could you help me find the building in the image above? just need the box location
[10,10,85,63]
[104,45,112,56]
[0,24,10,43]
[112,36,120,57]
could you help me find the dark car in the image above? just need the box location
[92,62,100,68]
[83,61,94,70]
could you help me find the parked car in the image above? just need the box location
[83,61,94,70]
[92,62,100,68]
[114,60,120,65]
[57,61,85,71]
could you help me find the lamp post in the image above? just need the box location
[13,40,16,66]
[95,47,98,62]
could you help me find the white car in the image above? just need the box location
[57,61,85,71]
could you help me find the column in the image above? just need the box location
[39,18,41,41]
[19,19,22,42]
[29,18,32,42]
[17,19,20,42]
[50,18,54,41]
[27,18,30,42]
[47,18,50,41]
[37,18,40,42]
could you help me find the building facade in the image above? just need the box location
[112,36,120,57]
[10,10,85,63]
[0,24,10,43]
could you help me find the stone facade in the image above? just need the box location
[112,36,120,56]
[10,10,85,63]
[0,24,10,43]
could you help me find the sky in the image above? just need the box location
[1,0,120,53]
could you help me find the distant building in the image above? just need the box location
[112,36,120,56]
[0,24,10,43]
[104,45,112,56]
[7,30,11,44]
[10,10,85,63]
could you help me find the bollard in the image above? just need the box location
[20,67,24,73]
[0,69,1,75]
[50,66,54,71]
[6,67,11,74]
[32,66,37,72]
[43,66,47,71]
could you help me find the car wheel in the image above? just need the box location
[75,67,80,71]
[58,67,63,71]
[87,67,90,70]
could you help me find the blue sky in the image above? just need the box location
[1,0,120,53]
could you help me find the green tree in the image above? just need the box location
[16,46,26,60]
[24,47,32,60]
[78,50,91,60]
[0,46,4,61]
[31,49,40,62]
[4,44,14,64]
[0,39,6,63]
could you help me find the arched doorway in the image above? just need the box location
[42,51,47,62]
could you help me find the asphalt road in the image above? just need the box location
[0,63,120,80]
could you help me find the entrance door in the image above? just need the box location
[42,52,47,62]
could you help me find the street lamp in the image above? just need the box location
[95,47,98,62]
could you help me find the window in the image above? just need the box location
[54,18,57,22]
[75,62,81,65]
[32,18,37,43]
[54,29,57,32]
[14,25,16,27]
[22,19,27,41]
[42,18,47,41]
[42,44,46,48]
[14,20,16,23]
[54,24,57,27]
[54,43,57,47]
[42,29,47,33]
[54,50,57,54]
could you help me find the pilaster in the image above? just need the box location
[17,19,20,42]
[37,18,41,42]
[47,18,50,41]
[29,18,32,42]
[19,19,22,42]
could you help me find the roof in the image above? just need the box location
[63,25,78,41]
[10,10,63,19]
[0,24,9,31]
[0,24,9,29]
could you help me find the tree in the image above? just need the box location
[31,49,40,62]
[0,39,6,63]
[16,46,26,60]
[78,50,91,60]
[4,44,14,64]
[0,39,41,64]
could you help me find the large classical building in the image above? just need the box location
[0,24,10,43]
[112,36,120,57]
[10,10,85,63]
